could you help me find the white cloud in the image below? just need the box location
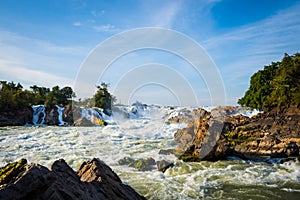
[0,59,73,88]
[151,1,182,28]
[92,24,118,32]
[73,21,82,26]
[200,2,300,104]
[0,30,89,88]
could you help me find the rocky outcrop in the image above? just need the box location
[0,107,33,126]
[0,158,145,200]
[174,106,300,161]
[228,106,300,157]
[174,108,230,161]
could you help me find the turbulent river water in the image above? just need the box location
[0,107,300,199]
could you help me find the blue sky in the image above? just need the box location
[0,0,300,106]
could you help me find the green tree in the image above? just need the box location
[93,82,116,115]
[238,53,300,110]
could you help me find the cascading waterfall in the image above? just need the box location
[55,105,67,126]
[31,105,46,125]
[81,107,105,124]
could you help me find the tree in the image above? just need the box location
[238,53,300,110]
[93,82,116,115]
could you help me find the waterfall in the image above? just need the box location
[55,105,67,126]
[32,105,46,125]
[81,107,105,124]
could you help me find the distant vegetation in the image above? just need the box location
[75,82,116,115]
[0,81,115,113]
[238,53,300,110]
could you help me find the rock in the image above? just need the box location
[73,117,94,126]
[174,108,229,161]
[166,108,207,124]
[63,104,74,124]
[227,107,300,158]
[173,106,300,161]
[0,159,27,186]
[118,157,135,165]
[0,107,33,126]
[112,106,130,118]
[156,160,174,173]
[44,106,59,125]
[158,149,174,155]
[118,157,156,171]
[0,158,145,200]
[131,158,156,171]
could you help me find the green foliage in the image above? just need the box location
[0,80,116,111]
[0,81,74,110]
[238,53,300,110]
[93,82,116,114]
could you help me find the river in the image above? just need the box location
[0,106,299,199]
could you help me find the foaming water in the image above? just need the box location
[0,106,299,199]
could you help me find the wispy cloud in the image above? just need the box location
[201,2,300,104]
[92,24,119,32]
[0,30,88,88]
[150,1,182,28]
[0,59,73,87]
[73,21,82,26]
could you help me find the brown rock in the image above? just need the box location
[44,106,59,125]
[0,107,33,126]
[0,158,145,200]
[174,108,229,161]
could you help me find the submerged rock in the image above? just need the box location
[0,158,145,200]
[156,160,174,173]
[132,158,156,171]
[118,157,157,171]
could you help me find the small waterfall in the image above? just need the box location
[81,107,105,124]
[32,105,46,125]
[55,105,67,126]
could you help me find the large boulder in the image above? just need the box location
[0,158,145,200]
[174,109,229,161]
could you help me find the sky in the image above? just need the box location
[0,0,300,106]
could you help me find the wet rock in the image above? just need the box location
[112,106,130,118]
[174,109,229,161]
[0,159,27,186]
[174,106,300,161]
[44,106,59,125]
[166,108,207,124]
[73,117,94,126]
[158,149,174,155]
[131,158,156,171]
[228,106,300,158]
[0,158,145,200]
[0,107,33,126]
[63,104,74,124]
[118,157,135,165]
[156,160,174,173]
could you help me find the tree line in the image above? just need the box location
[0,81,115,113]
[238,53,300,110]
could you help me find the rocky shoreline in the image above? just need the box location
[0,158,145,200]
[173,106,300,162]
[0,105,107,127]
